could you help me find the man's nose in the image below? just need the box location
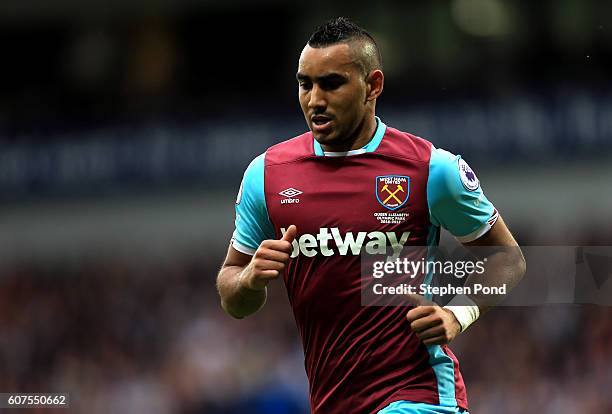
[308,85,327,110]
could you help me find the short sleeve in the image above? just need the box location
[231,153,275,255]
[427,147,499,243]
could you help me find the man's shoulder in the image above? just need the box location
[241,131,312,176]
[265,130,314,165]
[377,124,434,163]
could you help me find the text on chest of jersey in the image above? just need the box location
[280,227,410,259]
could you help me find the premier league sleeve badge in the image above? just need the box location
[458,158,480,191]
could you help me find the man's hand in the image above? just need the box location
[239,225,297,291]
[217,225,297,319]
[405,295,462,346]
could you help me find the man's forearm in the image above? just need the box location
[444,247,525,333]
[217,265,267,319]
[463,246,526,313]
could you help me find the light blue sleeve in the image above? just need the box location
[427,147,498,243]
[231,153,275,255]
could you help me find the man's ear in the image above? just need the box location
[365,69,384,102]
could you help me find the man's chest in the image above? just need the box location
[264,157,432,252]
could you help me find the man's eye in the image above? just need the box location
[321,80,343,90]
[299,82,312,90]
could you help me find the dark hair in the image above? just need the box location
[307,17,382,73]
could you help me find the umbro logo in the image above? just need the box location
[279,187,302,204]
[279,188,302,198]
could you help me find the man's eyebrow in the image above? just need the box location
[296,72,347,82]
[318,73,347,82]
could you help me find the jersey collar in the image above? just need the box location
[313,116,387,157]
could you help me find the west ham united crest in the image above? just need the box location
[376,175,410,211]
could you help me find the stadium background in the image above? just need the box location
[1,0,611,412]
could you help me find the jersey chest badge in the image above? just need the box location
[376,175,410,211]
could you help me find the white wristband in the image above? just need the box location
[444,295,480,332]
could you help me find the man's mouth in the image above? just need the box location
[311,115,333,132]
[312,115,331,125]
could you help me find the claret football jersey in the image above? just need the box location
[231,117,498,413]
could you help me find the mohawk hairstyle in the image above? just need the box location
[307,17,382,73]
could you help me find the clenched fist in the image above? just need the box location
[239,225,297,291]
[405,294,462,346]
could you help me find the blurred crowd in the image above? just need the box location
[0,255,308,414]
[1,231,611,414]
